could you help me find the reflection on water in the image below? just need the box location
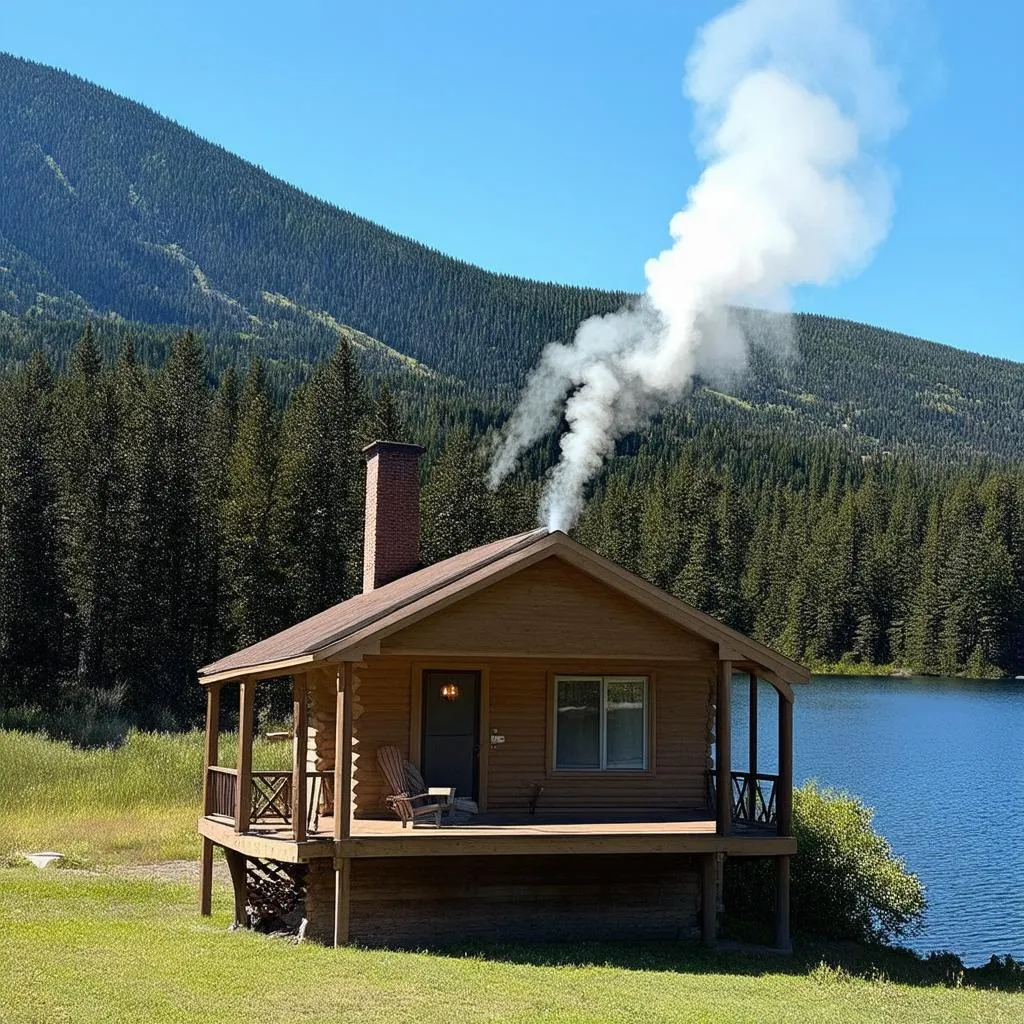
[730,675,1024,965]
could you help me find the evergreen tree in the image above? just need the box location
[220,358,285,649]
[0,352,68,708]
[276,340,366,620]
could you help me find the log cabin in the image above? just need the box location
[197,441,809,948]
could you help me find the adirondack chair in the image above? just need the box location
[403,759,478,823]
[376,746,444,828]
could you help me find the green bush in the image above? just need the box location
[725,782,926,945]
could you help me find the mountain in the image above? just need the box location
[2,51,1024,460]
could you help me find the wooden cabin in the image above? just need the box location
[197,441,808,948]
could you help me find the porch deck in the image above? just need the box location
[199,809,795,862]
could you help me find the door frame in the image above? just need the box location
[409,659,490,812]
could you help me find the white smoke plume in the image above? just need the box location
[489,0,905,531]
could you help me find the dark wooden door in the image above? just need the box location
[421,670,480,801]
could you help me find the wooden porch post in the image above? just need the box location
[716,659,732,835]
[748,673,758,821]
[235,680,255,833]
[199,681,221,916]
[700,852,718,947]
[292,674,308,842]
[333,662,354,948]
[775,855,792,951]
[777,693,794,837]
[334,663,353,843]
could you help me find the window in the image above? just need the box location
[554,676,648,771]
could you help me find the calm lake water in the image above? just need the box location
[730,675,1024,965]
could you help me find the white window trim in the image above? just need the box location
[553,675,648,772]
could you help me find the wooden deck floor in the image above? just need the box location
[199,811,794,861]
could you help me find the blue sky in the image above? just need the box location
[1,1,1021,360]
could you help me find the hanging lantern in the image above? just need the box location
[440,681,461,703]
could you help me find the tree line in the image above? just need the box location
[3,327,1024,739]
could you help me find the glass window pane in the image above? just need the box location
[605,679,646,769]
[556,679,601,769]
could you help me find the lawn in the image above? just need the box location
[1,729,1021,1022]
[0,728,288,866]
[1,870,1020,1024]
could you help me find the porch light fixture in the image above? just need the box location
[440,682,461,703]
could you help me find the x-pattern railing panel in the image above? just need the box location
[251,771,292,823]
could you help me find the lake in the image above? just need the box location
[730,675,1024,965]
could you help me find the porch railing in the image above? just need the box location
[205,767,332,834]
[706,770,779,829]
[207,765,237,818]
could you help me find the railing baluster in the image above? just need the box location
[728,770,779,828]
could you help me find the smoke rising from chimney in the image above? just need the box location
[489,0,905,531]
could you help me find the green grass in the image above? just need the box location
[1,871,1021,1024]
[0,729,288,866]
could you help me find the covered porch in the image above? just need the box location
[198,653,796,948]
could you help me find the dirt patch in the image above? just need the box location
[110,859,230,884]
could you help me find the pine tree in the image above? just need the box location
[220,358,285,649]
[0,352,68,709]
[276,340,366,620]
[421,427,498,564]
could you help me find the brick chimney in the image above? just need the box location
[362,440,426,592]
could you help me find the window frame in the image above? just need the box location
[551,674,650,773]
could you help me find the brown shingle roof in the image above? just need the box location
[200,528,549,676]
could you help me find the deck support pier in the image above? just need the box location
[774,854,791,951]
[199,682,221,915]
[716,659,732,835]
[700,852,718,946]
[224,848,248,929]
[333,856,352,947]
[199,837,215,916]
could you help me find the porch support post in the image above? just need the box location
[199,838,215,916]
[235,680,255,833]
[224,848,248,928]
[292,674,308,842]
[334,856,351,947]
[201,682,222,815]
[199,681,221,916]
[775,855,792,951]
[777,693,793,837]
[334,663,353,843]
[749,671,757,823]
[700,852,718,947]
[716,658,732,835]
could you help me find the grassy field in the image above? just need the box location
[0,729,288,866]
[1,728,1021,1022]
[1,870,1021,1024]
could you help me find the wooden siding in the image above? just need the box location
[348,653,715,818]
[350,656,413,818]
[380,556,717,660]
[345,854,700,946]
[487,658,715,812]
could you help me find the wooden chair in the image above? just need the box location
[376,746,444,828]
[404,759,478,822]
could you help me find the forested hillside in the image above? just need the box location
[2,330,1023,741]
[2,54,1024,734]
[3,52,1024,461]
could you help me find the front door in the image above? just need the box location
[421,670,480,801]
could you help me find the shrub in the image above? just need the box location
[724,782,926,945]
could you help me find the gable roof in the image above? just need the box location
[199,528,810,689]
